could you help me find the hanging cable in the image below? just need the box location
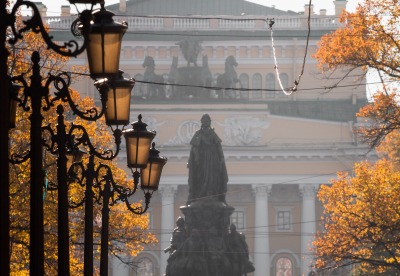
[269,0,312,95]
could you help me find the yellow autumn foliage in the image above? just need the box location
[355,90,400,148]
[314,159,400,274]
[8,16,157,275]
[315,0,400,80]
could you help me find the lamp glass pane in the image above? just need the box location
[105,86,131,125]
[125,136,152,168]
[140,162,164,190]
[87,32,123,77]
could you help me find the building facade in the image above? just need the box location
[42,0,376,275]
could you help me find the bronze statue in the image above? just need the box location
[142,56,165,98]
[164,217,186,255]
[216,55,242,99]
[165,114,254,276]
[187,114,228,204]
[165,229,209,276]
[226,224,255,276]
[176,38,202,67]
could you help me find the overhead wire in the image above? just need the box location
[269,0,312,95]
[45,27,400,39]
[16,3,399,98]
[11,58,397,94]
[14,6,398,95]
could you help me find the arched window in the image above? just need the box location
[136,257,154,276]
[276,257,292,276]
[239,73,249,99]
[133,74,144,98]
[266,73,276,98]
[252,73,262,99]
[278,73,289,98]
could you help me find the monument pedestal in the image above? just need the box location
[165,199,254,276]
[164,114,254,276]
[181,199,234,237]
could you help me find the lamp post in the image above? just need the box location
[96,141,167,276]
[40,72,140,276]
[47,112,122,276]
[2,0,133,275]
[66,115,167,276]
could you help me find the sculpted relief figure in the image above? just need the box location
[176,38,202,67]
[226,224,255,276]
[187,114,228,204]
[164,217,186,255]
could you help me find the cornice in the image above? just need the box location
[121,144,376,162]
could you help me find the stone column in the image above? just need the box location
[252,185,271,276]
[160,185,176,276]
[300,184,318,276]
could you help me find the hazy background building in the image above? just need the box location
[41,0,376,275]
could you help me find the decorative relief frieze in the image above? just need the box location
[163,116,269,147]
[164,120,201,146]
[222,116,269,146]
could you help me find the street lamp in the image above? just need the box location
[140,142,168,191]
[86,5,128,79]
[94,145,167,276]
[1,1,136,275]
[123,115,157,169]
[95,70,135,126]
[64,114,166,276]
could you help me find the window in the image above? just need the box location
[239,73,249,99]
[265,73,276,98]
[136,257,154,276]
[276,210,291,231]
[231,210,245,230]
[252,73,262,99]
[276,257,293,276]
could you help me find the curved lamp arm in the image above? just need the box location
[51,73,106,121]
[9,1,92,57]
[41,124,58,155]
[121,190,151,216]
[9,151,31,164]
[69,124,122,161]
[10,74,31,112]
[95,164,151,215]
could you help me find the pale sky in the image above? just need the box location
[29,0,362,16]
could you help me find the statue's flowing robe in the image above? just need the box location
[188,128,228,202]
